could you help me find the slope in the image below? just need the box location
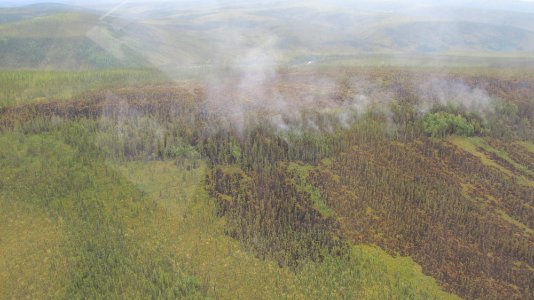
[0,123,456,299]
[0,9,147,69]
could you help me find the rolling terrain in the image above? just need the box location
[0,6,146,69]
[1,67,533,299]
[1,2,534,71]
[0,1,533,299]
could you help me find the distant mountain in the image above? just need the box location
[115,3,534,64]
[0,3,85,23]
[360,21,534,53]
[1,2,533,70]
[0,5,147,69]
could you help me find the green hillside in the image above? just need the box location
[0,11,147,69]
[134,5,534,56]
[367,21,534,53]
[2,3,534,71]
[0,3,83,23]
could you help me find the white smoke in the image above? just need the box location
[417,77,494,114]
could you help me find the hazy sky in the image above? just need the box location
[1,0,534,15]
[0,0,534,8]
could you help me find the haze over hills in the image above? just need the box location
[0,6,147,69]
[0,1,534,70]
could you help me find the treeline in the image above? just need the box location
[0,69,167,107]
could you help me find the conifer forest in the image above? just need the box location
[0,1,533,299]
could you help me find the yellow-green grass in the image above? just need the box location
[452,137,534,235]
[287,162,334,218]
[469,138,533,178]
[448,136,534,187]
[496,209,534,236]
[517,141,534,154]
[0,201,68,299]
[461,182,533,236]
[448,136,511,173]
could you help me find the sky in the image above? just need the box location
[1,0,533,18]
[2,0,534,7]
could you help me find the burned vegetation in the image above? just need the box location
[1,67,533,299]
